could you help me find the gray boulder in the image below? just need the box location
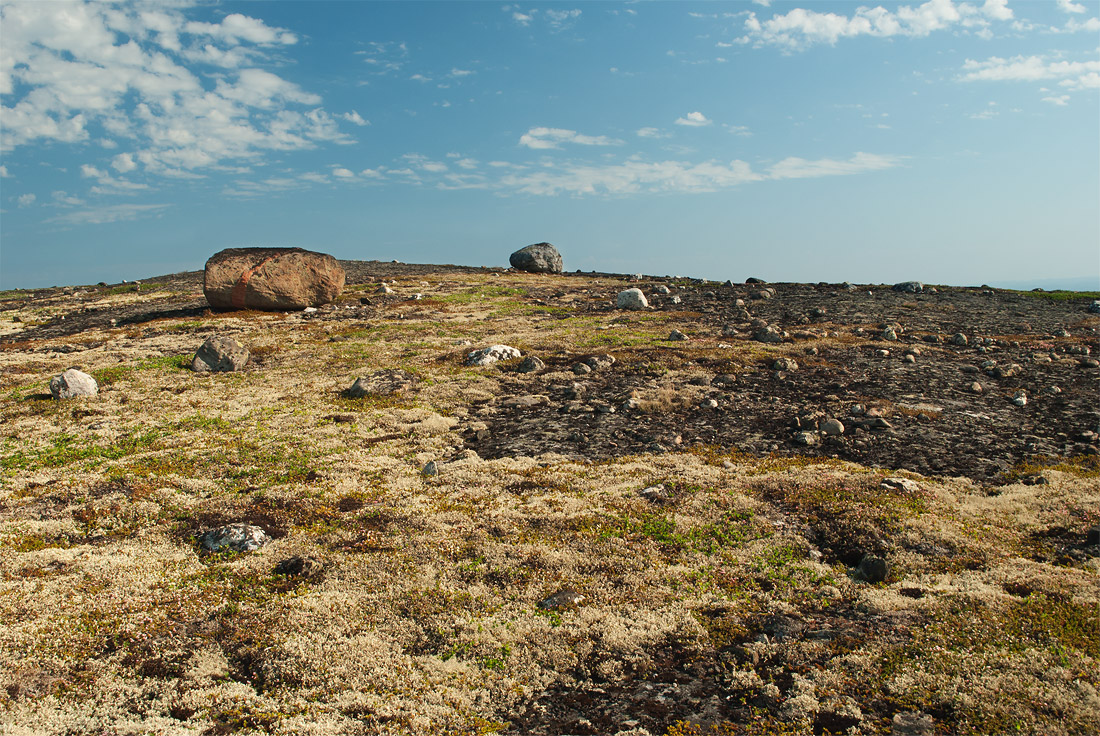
[192,336,249,372]
[617,288,648,310]
[893,281,924,294]
[510,242,563,274]
[348,369,419,397]
[517,356,546,373]
[198,523,270,553]
[49,368,98,399]
[858,554,889,583]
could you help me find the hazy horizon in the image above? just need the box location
[2,1,1098,291]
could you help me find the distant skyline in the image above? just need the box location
[1,0,1098,290]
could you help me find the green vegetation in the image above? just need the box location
[92,354,190,386]
[0,430,161,473]
[1017,289,1100,302]
[439,285,528,304]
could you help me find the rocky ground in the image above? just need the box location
[0,262,1097,735]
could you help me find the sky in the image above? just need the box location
[1,0,1098,290]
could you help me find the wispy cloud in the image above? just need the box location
[637,127,671,139]
[737,0,1014,50]
[17,193,35,208]
[49,203,170,225]
[675,112,712,127]
[340,111,370,126]
[1056,0,1087,13]
[519,127,624,149]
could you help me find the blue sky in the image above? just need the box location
[1,0,1098,290]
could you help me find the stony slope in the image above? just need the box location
[1,262,1097,735]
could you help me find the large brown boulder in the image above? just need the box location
[203,247,345,311]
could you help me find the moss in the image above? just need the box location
[91,354,190,387]
[0,430,162,472]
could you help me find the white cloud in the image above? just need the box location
[81,163,148,194]
[332,167,355,178]
[725,125,752,136]
[960,55,1100,98]
[340,111,369,126]
[1056,0,1087,13]
[449,68,474,78]
[519,127,624,149]
[675,111,712,127]
[360,168,385,179]
[637,127,671,139]
[49,203,170,225]
[765,152,900,179]
[111,153,137,173]
[737,0,1014,50]
[52,190,85,206]
[1,1,351,182]
[1064,17,1100,32]
[0,165,8,177]
[546,9,582,29]
[512,11,533,26]
[17,193,36,207]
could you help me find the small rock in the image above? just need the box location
[892,711,934,736]
[819,418,845,436]
[198,523,270,553]
[466,344,522,366]
[857,554,889,583]
[192,336,249,373]
[700,398,719,409]
[49,368,98,399]
[951,333,969,346]
[274,556,322,577]
[668,329,687,341]
[422,460,439,477]
[902,354,916,364]
[1087,526,1100,545]
[517,356,546,373]
[654,285,671,294]
[969,382,984,393]
[538,588,585,610]
[893,281,923,294]
[751,288,776,300]
[794,431,819,446]
[882,326,898,341]
[754,326,784,344]
[347,369,419,397]
[875,349,891,358]
[669,294,682,304]
[617,288,648,310]
[583,354,616,369]
[571,362,592,375]
[1013,390,1027,407]
[638,484,674,504]
[772,357,798,371]
[1088,300,1100,314]
[501,394,550,409]
[881,477,922,493]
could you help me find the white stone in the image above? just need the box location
[466,344,522,366]
[49,368,98,399]
[616,288,648,310]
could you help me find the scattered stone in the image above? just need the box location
[583,354,616,369]
[1087,526,1100,545]
[192,336,249,373]
[772,357,798,372]
[572,362,592,375]
[347,369,419,397]
[501,395,550,409]
[882,326,898,341]
[203,247,345,311]
[668,329,687,341]
[819,418,845,436]
[616,288,648,310]
[892,711,934,736]
[951,333,969,346]
[882,477,922,493]
[517,356,546,373]
[378,283,395,294]
[875,349,891,358]
[198,523,270,553]
[810,307,827,318]
[794,431,819,446]
[751,287,776,300]
[754,326,784,344]
[670,295,682,304]
[893,281,924,294]
[857,554,889,583]
[969,382,984,394]
[746,277,766,284]
[466,344,522,366]
[653,284,671,295]
[325,414,356,424]
[422,460,439,477]
[1012,390,1027,407]
[1088,300,1100,314]
[902,354,916,364]
[274,556,322,578]
[49,368,98,399]
[538,588,585,610]
[509,242,563,274]
[700,398,719,409]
